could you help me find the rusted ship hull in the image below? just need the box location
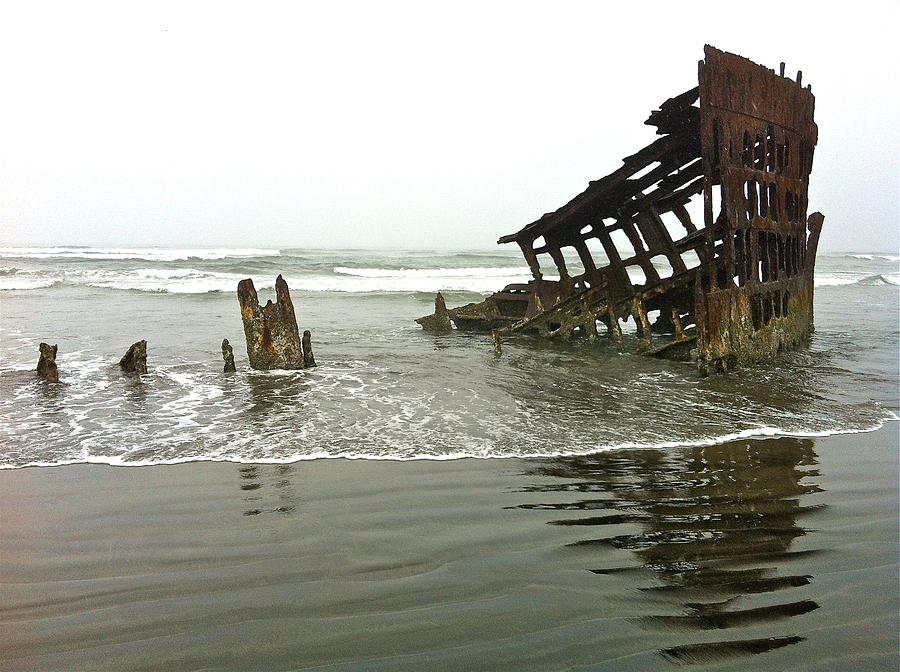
[419,46,822,374]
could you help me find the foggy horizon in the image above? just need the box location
[2,2,898,254]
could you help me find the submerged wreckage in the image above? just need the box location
[419,46,822,375]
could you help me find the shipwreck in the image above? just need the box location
[418,46,822,375]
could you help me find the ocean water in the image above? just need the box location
[0,247,897,468]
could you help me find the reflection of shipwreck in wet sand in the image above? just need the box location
[516,437,822,664]
[419,47,822,375]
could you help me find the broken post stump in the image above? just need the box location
[119,340,148,374]
[416,292,452,331]
[491,330,502,356]
[237,275,306,370]
[36,343,59,383]
[302,330,317,368]
[222,338,236,372]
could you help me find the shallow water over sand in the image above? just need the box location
[0,249,897,467]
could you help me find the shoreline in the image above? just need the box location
[3,416,897,471]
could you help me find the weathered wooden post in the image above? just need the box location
[222,338,236,372]
[119,340,148,374]
[36,343,59,382]
[491,330,502,356]
[237,275,306,370]
[302,330,317,368]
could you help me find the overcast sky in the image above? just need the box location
[1,1,897,252]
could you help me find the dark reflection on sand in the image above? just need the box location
[515,437,823,665]
[237,463,298,516]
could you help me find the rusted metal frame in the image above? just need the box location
[617,161,704,222]
[709,114,810,234]
[740,228,753,286]
[510,283,611,338]
[805,212,823,278]
[619,173,705,268]
[592,222,635,299]
[671,202,698,234]
[701,111,738,293]
[616,217,661,285]
[705,102,812,148]
[700,177,724,291]
[647,207,689,274]
[646,87,700,132]
[547,227,602,290]
[618,153,695,199]
[652,176,704,214]
[713,165,746,290]
[724,164,803,289]
[545,241,571,282]
[498,132,696,245]
[748,229,760,286]
[646,106,700,137]
[632,296,652,343]
[769,232,780,283]
[507,152,703,299]
[572,237,599,277]
[517,239,544,280]
[725,173,805,224]
[580,291,601,342]
[671,308,686,340]
[532,217,599,288]
[548,152,698,251]
[606,300,624,344]
[633,210,668,258]
[638,267,698,301]
[653,182,714,268]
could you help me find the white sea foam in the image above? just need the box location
[82,268,251,293]
[335,266,531,278]
[2,416,895,470]
[0,266,531,294]
[312,269,532,293]
[815,273,865,287]
[2,264,896,294]
[847,254,900,262]
[0,247,280,261]
[85,268,531,294]
[814,272,900,287]
[0,277,59,290]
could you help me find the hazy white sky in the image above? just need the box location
[1,1,897,252]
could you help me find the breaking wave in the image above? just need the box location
[0,267,533,294]
[0,247,280,261]
[1,248,897,294]
[334,266,530,278]
[815,273,900,287]
[1,268,897,293]
[0,277,60,291]
[845,253,900,262]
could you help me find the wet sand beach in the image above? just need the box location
[2,423,897,671]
